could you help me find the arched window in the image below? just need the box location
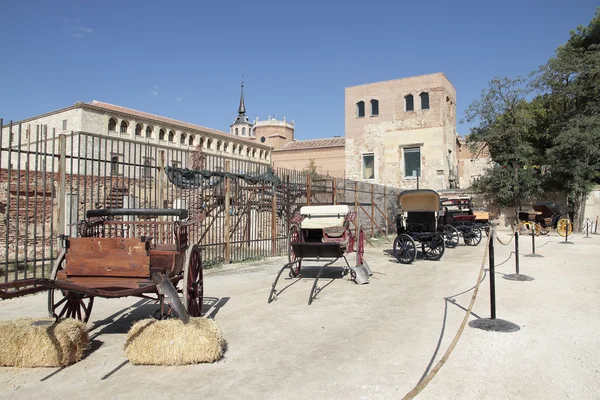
[145,126,153,138]
[120,120,128,134]
[259,150,263,159]
[159,129,165,141]
[135,124,142,136]
[198,137,205,148]
[356,101,365,118]
[246,147,251,156]
[108,118,117,132]
[217,141,222,151]
[242,127,246,136]
[180,133,186,144]
[264,151,269,159]
[224,142,229,152]
[405,95,414,112]
[232,144,237,154]
[370,99,379,116]
[168,130,175,142]
[207,139,212,149]
[252,149,256,158]
[188,135,194,146]
[238,145,243,155]
[248,128,252,136]
[235,128,239,135]
[420,92,430,110]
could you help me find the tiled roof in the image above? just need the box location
[277,137,345,151]
[87,101,266,146]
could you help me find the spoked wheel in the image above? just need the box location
[443,225,460,249]
[48,290,95,323]
[422,233,446,261]
[183,244,203,317]
[540,227,549,235]
[356,226,365,266]
[48,255,94,323]
[463,227,482,246]
[288,224,303,277]
[556,218,573,237]
[393,234,416,264]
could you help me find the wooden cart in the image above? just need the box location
[0,208,204,323]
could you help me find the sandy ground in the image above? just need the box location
[0,229,599,400]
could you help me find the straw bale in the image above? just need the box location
[125,317,226,365]
[0,318,89,367]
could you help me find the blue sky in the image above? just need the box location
[0,0,597,139]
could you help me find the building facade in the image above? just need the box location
[271,137,345,177]
[344,73,459,190]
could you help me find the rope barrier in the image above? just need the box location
[494,225,516,246]
[401,230,491,400]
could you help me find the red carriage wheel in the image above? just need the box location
[48,290,95,323]
[288,224,303,277]
[183,244,204,317]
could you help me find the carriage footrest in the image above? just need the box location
[291,243,344,259]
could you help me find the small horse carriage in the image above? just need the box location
[268,205,370,305]
[393,190,446,264]
[438,196,484,248]
[0,208,204,323]
[518,201,573,237]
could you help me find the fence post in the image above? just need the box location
[354,181,359,239]
[271,184,277,256]
[370,184,374,238]
[224,160,231,263]
[306,174,311,206]
[57,134,67,249]
[332,177,337,205]
[384,185,388,235]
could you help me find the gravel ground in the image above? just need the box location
[0,229,599,400]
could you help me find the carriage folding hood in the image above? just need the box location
[398,190,441,213]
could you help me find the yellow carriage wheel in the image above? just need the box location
[556,218,573,237]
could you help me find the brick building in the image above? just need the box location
[271,137,346,177]
[344,73,460,190]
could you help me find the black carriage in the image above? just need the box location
[519,201,573,237]
[437,197,484,248]
[393,190,446,264]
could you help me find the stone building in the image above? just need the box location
[1,100,272,172]
[271,137,346,177]
[457,138,492,188]
[252,116,295,150]
[344,72,460,190]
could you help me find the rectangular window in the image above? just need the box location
[362,153,375,180]
[404,147,421,178]
[62,119,67,131]
[143,158,152,177]
[405,95,414,112]
[111,156,120,175]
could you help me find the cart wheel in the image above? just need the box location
[463,227,482,246]
[356,226,365,267]
[288,224,303,277]
[183,244,203,317]
[540,227,549,235]
[48,290,95,323]
[393,234,416,264]
[422,233,446,261]
[443,225,459,249]
[556,218,573,237]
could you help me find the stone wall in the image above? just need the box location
[272,146,346,178]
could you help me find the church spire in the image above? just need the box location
[238,73,246,115]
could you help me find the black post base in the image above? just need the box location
[469,318,520,332]
[559,241,574,244]
[503,273,535,281]
[524,253,544,258]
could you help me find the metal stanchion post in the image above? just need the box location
[524,223,543,258]
[470,228,520,332]
[506,226,535,280]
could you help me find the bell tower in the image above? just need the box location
[230,75,254,137]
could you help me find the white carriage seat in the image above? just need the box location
[299,205,350,233]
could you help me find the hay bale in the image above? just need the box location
[0,318,89,367]
[125,317,226,366]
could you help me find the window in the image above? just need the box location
[143,158,152,177]
[224,142,229,152]
[207,139,212,149]
[172,160,181,169]
[62,119,67,131]
[199,137,205,148]
[252,149,256,158]
[259,150,263,159]
[405,95,414,111]
[239,146,243,155]
[168,130,175,142]
[370,99,379,116]
[235,128,239,135]
[264,151,269,159]
[356,101,365,118]
[159,129,165,141]
[188,135,194,146]
[242,127,246,136]
[362,153,375,179]
[135,124,142,136]
[145,126,152,138]
[111,156,119,175]
[260,136,266,143]
[248,128,252,136]
[217,141,222,151]
[108,118,117,132]
[420,92,430,110]
[404,147,421,178]
[120,120,128,133]
[180,133,186,144]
